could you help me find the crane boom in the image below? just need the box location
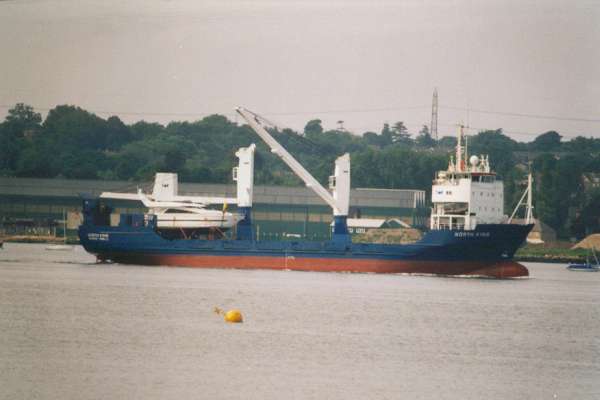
[236,107,348,216]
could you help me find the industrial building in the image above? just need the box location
[0,177,427,241]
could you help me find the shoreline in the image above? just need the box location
[514,256,579,264]
[514,243,586,264]
[2,236,585,264]
[2,236,79,245]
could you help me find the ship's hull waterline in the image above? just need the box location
[97,253,529,278]
[79,222,533,279]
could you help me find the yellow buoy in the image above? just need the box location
[224,309,243,323]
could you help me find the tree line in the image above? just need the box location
[1,103,599,239]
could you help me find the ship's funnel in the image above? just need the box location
[152,173,178,201]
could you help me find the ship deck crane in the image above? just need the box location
[235,107,351,240]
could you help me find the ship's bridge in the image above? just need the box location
[430,127,505,231]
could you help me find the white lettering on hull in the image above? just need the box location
[88,233,109,241]
[453,232,490,238]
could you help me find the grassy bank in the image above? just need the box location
[2,235,80,245]
[515,242,586,263]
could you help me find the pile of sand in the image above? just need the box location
[353,228,423,244]
[572,234,600,250]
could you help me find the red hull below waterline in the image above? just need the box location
[102,254,529,278]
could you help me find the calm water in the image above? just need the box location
[0,243,598,400]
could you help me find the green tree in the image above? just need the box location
[563,136,600,154]
[113,145,154,180]
[43,105,109,150]
[533,153,559,229]
[15,143,55,178]
[352,148,383,187]
[304,119,323,136]
[6,103,42,129]
[380,123,393,147]
[533,153,582,235]
[130,121,164,141]
[105,116,134,150]
[391,121,411,144]
[362,131,380,147]
[0,103,42,171]
[572,188,600,238]
[469,129,517,179]
[416,125,435,148]
[164,148,186,173]
[58,150,108,179]
[531,131,561,152]
[554,155,584,235]
[437,136,457,149]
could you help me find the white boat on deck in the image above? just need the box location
[101,173,241,231]
[152,206,240,229]
[100,145,255,237]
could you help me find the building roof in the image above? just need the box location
[0,177,425,209]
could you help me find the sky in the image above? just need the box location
[0,0,599,141]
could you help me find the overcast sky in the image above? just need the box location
[1,0,599,141]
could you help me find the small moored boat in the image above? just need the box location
[567,247,600,271]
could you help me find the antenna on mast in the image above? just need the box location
[465,134,468,169]
[508,166,534,225]
[456,123,465,172]
[431,88,438,140]
[525,164,533,224]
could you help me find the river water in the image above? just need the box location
[0,243,598,399]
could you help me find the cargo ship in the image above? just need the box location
[78,107,533,278]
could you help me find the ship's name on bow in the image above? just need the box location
[454,232,490,238]
[88,233,109,241]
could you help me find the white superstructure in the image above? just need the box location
[430,125,505,230]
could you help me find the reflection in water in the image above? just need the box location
[0,243,599,399]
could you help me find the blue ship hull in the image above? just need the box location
[78,200,533,278]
